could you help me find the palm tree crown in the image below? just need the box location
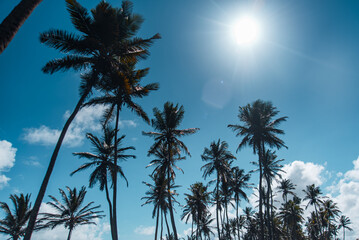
[38,186,104,240]
[0,194,32,240]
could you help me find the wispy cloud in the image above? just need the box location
[0,140,17,189]
[134,225,155,235]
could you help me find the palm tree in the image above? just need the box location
[201,139,235,240]
[303,184,323,237]
[338,215,352,240]
[71,125,135,239]
[0,0,43,54]
[229,167,250,240]
[321,199,340,237]
[279,199,304,240]
[0,194,32,240]
[142,173,178,240]
[182,182,210,239]
[25,1,159,238]
[198,213,214,240]
[38,186,104,240]
[278,179,296,204]
[228,99,287,240]
[143,102,199,240]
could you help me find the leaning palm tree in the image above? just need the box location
[25,1,160,238]
[71,125,135,240]
[0,194,32,240]
[143,102,199,240]
[0,0,43,54]
[201,139,235,240]
[338,215,352,240]
[228,99,287,240]
[37,186,104,240]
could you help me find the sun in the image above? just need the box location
[231,15,261,47]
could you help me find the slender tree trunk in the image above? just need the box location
[236,197,240,240]
[164,211,171,237]
[166,142,178,240]
[112,106,121,240]
[0,0,43,54]
[24,90,90,240]
[105,179,115,240]
[216,173,221,240]
[266,177,272,240]
[155,207,160,240]
[258,144,264,240]
[191,219,194,238]
[270,189,274,240]
[160,210,163,240]
[343,228,345,240]
[67,227,73,240]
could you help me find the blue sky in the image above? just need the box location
[1,0,359,239]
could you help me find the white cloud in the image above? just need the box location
[134,225,155,235]
[23,105,137,147]
[0,140,17,189]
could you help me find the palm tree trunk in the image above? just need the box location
[191,219,194,238]
[0,0,43,54]
[160,210,164,240]
[112,106,121,240]
[343,228,345,240]
[24,90,90,240]
[164,211,171,237]
[105,179,115,240]
[216,173,221,240]
[266,177,272,240]
[258,144,264,240]
[166,142,178,240]
[314,205,322,238]
[236,197,240,240]
[67,227,73,240]
[155,207,160,240]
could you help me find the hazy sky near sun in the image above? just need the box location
[1,0,359,239]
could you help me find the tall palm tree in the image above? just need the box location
[229,167,251,240]
[143,102,199,240]
[303,184,323,237]
[71,125,135,239]
[338,215,352,240]
[201,139,235,240]
[0,0,43,54]
[142,173,178,240]
[321,199,340,237]
[228,99,287,240]
[25,1,160,238]
[279,199,304,240]
[38,186,104,240]
[182,182,210,240]
[0,194,32,240]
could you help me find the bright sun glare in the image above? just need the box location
[231,15,261,47]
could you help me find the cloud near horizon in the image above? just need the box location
[22,105,137,147]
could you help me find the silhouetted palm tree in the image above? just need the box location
[143,102,199,240]
[38,186,104,240]
[278,179,296,204]
[338,215,352,240]
[142,173,178,240]
[321,199,340,237]
[201,139,235,240]
[228,99,287,240]
[71,125,135,239]
[182,182,210,239]
[279,198,304,240]
[0,0,43,54]
[0,194,32,240]
[229,167,250,239]
[303,184,323,237]
[26,1,159,238]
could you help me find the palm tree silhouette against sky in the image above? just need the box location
[25,1,159,238]
[201,139,235,240]
[0,194,32,240]
[143,102,199,240]
[338,215,353,240]
[228,99,287,240]
[303,184,323,237]
[71,125,135,239]
[37,186,104,240]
